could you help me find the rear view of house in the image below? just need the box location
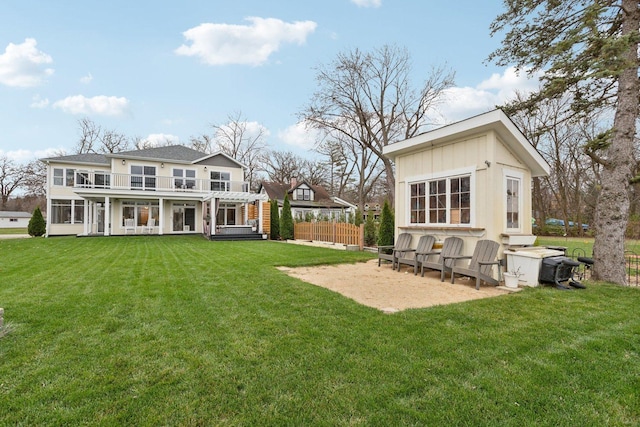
[41,145,268,238]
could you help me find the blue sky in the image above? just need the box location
[0,0,540,163]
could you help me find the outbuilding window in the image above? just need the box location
[410,173,472,226]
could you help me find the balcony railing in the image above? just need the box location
[74,171,249,193]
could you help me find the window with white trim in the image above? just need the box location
[173,168,196,189]
[51,199,84,224]
[409,174,471,226]
[131,165,156,190]
[52,168,76,186]
[210,171,230,191]
[296,188,312,201]
[505,173,522,230]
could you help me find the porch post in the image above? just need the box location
[244,202,249,225]
[83,200,89,235]
[258,199,264,233]
[104,197,110,236]
[211,198,216,235]
[158,198,164,235]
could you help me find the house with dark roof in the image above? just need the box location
[259,179,356,222]
[41,145,268,238]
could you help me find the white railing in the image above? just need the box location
[74,171,249,193]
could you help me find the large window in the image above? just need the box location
[173,168,196,189]
[131,165,156,190]
[505,174,521,230]
[210,171,230,191]
[122,201,159,227]
[410,174,471,226]
[51,199,84,224]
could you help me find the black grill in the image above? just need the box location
[539,256,583,289]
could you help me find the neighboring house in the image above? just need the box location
[363,202,382,221]
[259,179,356,222]
[41,145,268,238]
[382,109,550,255]
[0,211,31,229]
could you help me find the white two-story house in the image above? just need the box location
[41,145,268,239]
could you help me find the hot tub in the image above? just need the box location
[504,247,566,287]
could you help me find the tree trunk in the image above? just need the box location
[592,0,639,285]
[382,157,395,206]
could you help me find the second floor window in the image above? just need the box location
[131,166,156,190]
[173,168,196,189]
[210,171,230,191]
[53,168,75,186]
[296,188,312,201]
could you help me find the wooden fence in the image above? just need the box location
[294,222,364,250]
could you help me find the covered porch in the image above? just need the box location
[203,192,269,241]
[73,188,268,239]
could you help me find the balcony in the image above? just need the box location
[74,171,249,193]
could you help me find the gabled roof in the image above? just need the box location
[383,109,550,177]
[259,181,350,208]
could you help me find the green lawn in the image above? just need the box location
[1,236,639,425]
[0,228,28,235]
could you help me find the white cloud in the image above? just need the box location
[52,95,129,116]
[351,0,382,7]
[175,17,317,66]
[435,67,544,123]
[0,147,66,163]
[80,73,93,84]
[0,149,33,163]
[143,133,181,146]
[278,121,318,150]
[0,38,54,87]
[30,95,49,109]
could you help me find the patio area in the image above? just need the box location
[278,258,518,313]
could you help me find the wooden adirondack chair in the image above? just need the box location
[449,239,502,290]
[395,235,436,275]
[420,236,464,281]
[378,233,412,268]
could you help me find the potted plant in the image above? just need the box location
[503,267,521,289]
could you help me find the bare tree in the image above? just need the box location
[263,151,308,184]
[0,156,28,207]
[74,117,102,154]
[192,111,269,191]
[22,160,47,197]
[75,118,131,154]
[301,45,455,205]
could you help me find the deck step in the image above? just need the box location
[209,234,266,241]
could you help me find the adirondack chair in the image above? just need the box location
[420,236,464,281]
[378,233,412,268]
[143,218,155,234]
[449,239,502,290]
[124,218,136,234]
[395,235,436,275]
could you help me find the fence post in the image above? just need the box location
[359,223,364,251]
[332,221,336,244]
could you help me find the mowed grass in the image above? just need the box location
[1,236,639,425]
